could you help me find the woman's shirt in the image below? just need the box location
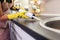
[0,9,10,40]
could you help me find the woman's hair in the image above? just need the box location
[0,0,4,3]
[0,0,12,3]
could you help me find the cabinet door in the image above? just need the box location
[12,24,35,40]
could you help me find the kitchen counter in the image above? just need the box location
[11,16,54,40]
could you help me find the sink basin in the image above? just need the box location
[40,17,60,40]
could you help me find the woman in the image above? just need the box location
[0,0,14,40]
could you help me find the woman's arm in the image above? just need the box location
[0,2,8,21]
[0,2,3,16]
